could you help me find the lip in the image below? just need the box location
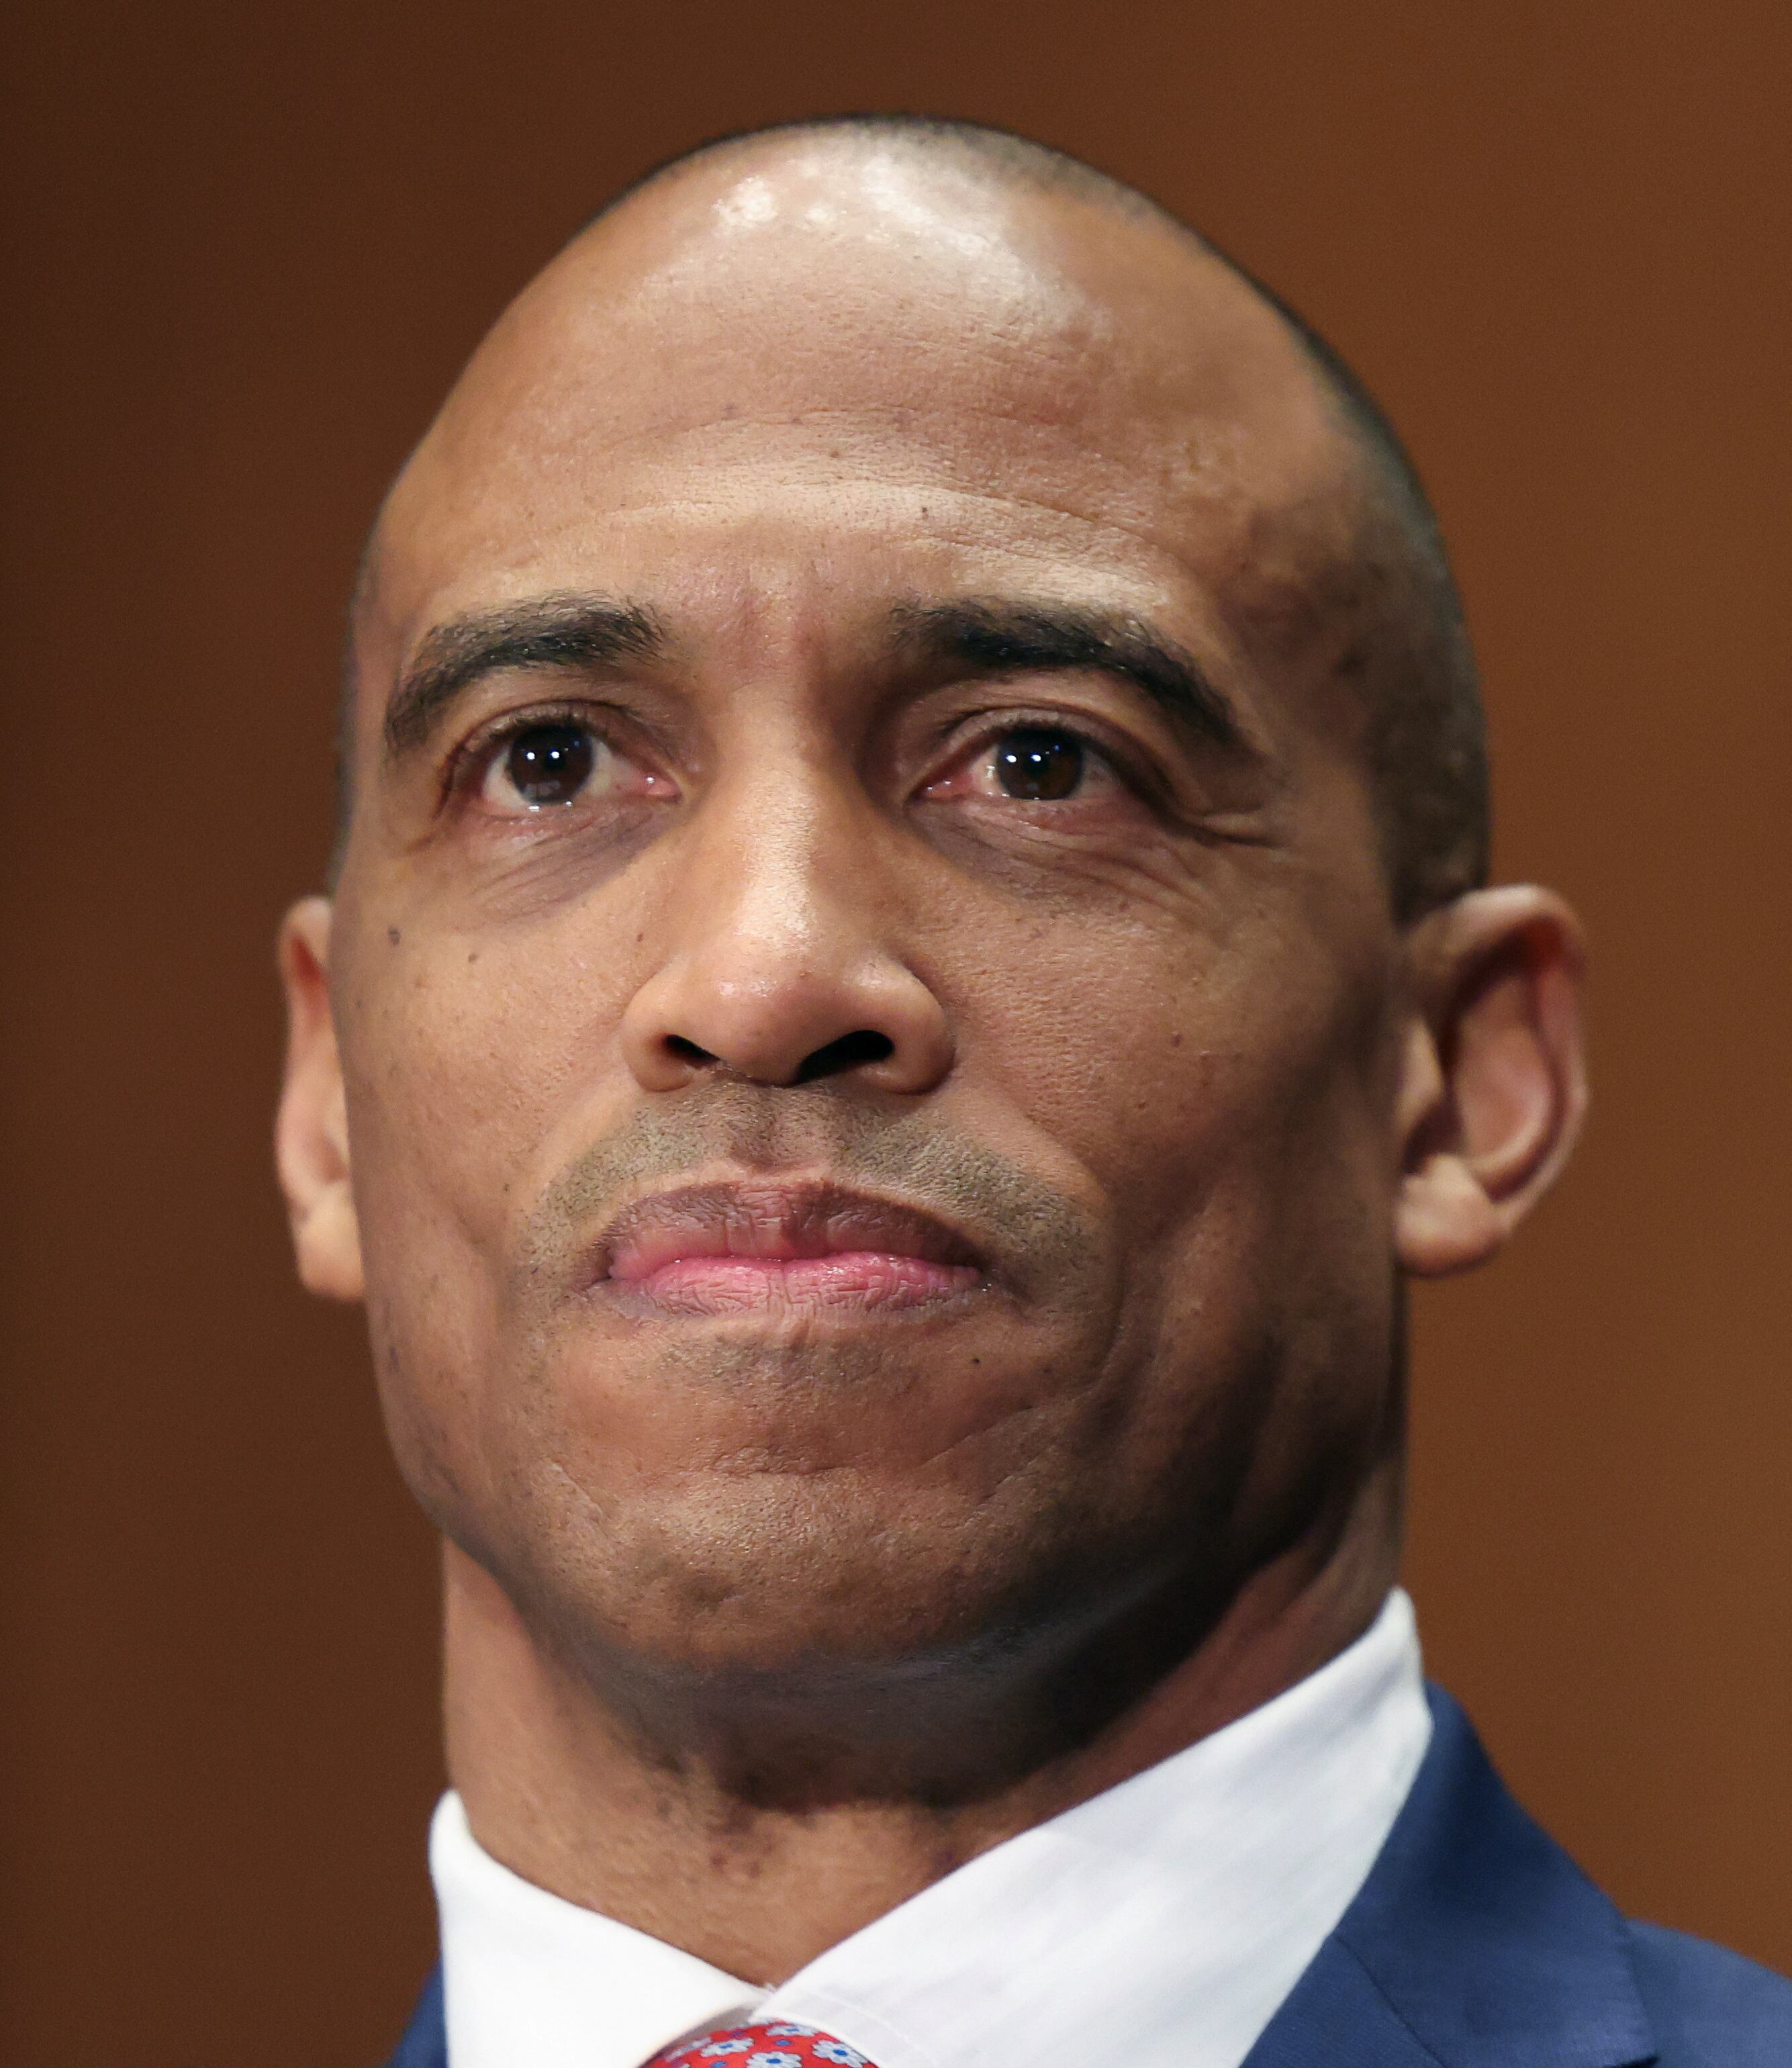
[591,1178,990,1317]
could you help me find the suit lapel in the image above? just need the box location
[1239,1934,1448,2067]
[1245,1687,1656,2068]
[387,1964,447,2068]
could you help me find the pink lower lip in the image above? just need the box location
[612,1250,983,1316]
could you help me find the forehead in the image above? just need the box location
[365,144,1358,679]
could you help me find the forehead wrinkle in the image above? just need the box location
[385,403,1354,616]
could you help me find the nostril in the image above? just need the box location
[794,1029,895,1084]
[665,1035,718,1066]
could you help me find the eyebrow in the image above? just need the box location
[383,595,665,759]
[379,590,1249,764]
[888,599,1247,750]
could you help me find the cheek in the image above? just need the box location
[946,890,1400,1330]
[342,910,639,1209]
[965,907,1401,1544]
[334,927,641,1481]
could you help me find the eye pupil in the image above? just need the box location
[995,728,1083,801]
[506,724,594,806]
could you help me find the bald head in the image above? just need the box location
[344,116,1484,919]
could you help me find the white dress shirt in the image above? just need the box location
[433,1587,1431,2068]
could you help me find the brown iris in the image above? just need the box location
[505,723,595,806]
[994,727,1084,800]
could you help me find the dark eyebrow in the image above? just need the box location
[888,600,1247,750]
[382,594,665,760]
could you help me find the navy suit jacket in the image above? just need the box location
[385,1688,1792,2067]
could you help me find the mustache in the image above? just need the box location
[520,1080,1094,1292]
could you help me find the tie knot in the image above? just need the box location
[647,2022,876,2068]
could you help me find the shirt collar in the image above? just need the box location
[434,1588,1429,2068]
[434,1798,765,2068]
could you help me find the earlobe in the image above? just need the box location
[275,896,366,1302]
[1393,886,1587,1278]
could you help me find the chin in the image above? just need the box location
[522,1455,1030,1658]
[465,1449,1249,1809]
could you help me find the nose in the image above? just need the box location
[618,786,954,1097]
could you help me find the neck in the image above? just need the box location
[442,1470,1400,1984]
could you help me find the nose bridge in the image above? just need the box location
[619,728,953,1095]
[696,745,865,959]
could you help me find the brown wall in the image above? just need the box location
[4,3,1788,2061]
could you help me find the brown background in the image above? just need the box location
[4,3,1789,2061]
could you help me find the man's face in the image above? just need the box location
[309,147,1413,1715]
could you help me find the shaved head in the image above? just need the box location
[342,115,1485,919]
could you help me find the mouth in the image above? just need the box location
[592,1178,990,1317]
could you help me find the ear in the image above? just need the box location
[1394,885,1587,1277]
[275,896,365,1301]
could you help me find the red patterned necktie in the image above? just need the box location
[646,2023,876,2068]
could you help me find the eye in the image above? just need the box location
[471,715,678,820]
[992,726,1085,800]
[486,722,598,809]
[921,722,1123,808]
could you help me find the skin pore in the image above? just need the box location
[276,130,1586,1983]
